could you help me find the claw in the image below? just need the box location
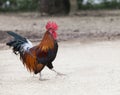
[39,78,49,81]
[57,72,66,76]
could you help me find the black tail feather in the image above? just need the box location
[7,31,27,42]
[6,31,27,55]
[6,40,16,46]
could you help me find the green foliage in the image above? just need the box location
[17,0,38,11]
[77,0,120,10]
[77,0,83,9]
[0,0,39,12]
[101,0,120,9]
[1,0,120,12]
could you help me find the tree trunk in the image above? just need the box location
[69,0,77,14]
[39,0,70,15]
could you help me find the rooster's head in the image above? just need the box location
[46,21,58,40]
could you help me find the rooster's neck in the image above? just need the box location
[38,31,55,52]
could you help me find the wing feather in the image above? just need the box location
[20,31,57,74]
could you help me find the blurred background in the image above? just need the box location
[0,0,120,14]
[1,0,120,49]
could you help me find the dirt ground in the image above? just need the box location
[1,10,120,49]
[1,40,120,95]
[1,10,120,95]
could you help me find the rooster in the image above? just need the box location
[6,21,61,79]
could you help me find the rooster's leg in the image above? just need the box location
[39,72,42,80]
[47,63,65,76]
[51,68,65,76]
[39,72,49,81]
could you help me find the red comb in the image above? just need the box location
[46,21,58,31]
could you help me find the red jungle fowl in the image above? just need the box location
[6,21,61,79]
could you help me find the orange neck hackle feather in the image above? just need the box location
[38,31,54,52]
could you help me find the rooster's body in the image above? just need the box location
[6,22,59,78]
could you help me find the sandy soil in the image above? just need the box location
[0,40,120,95]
